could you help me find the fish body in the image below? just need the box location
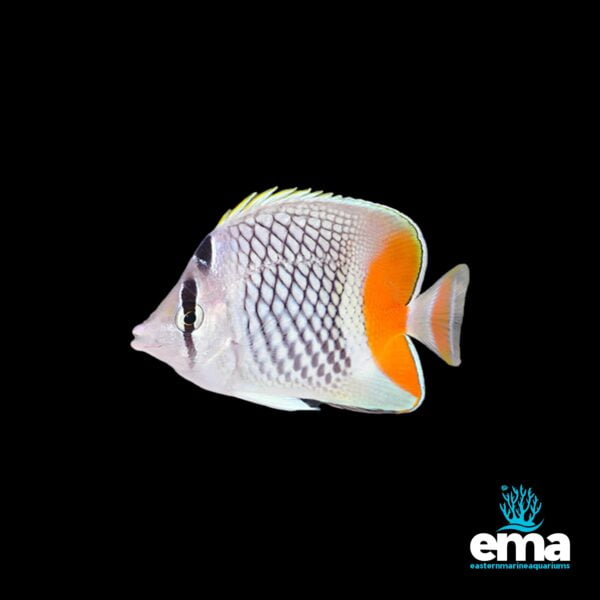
[131,188,469,412]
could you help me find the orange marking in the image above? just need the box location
[364,229,422,398]
[432,279,452,363]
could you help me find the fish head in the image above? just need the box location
[131,256,235,393]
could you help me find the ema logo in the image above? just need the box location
[469,485,571,571]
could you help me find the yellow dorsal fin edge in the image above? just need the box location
[217,187,336,226]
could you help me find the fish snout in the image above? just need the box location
[131,322,162,351]
[132,323,146,338]
[131,323,145,351]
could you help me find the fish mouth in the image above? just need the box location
[131,337,162,352]
[131,323,163,352]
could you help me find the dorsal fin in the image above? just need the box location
[217,187,336,226]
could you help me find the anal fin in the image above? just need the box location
[236,393,320,412]
[320,341,425,414]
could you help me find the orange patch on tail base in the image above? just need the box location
[364,229,423,399]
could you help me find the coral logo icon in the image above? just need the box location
[469,484,571,572]
[498,485,543,532]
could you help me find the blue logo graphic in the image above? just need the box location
[498,484,544,533]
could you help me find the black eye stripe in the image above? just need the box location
[195,235,212,271]
[181,278,197,310]
[181,278,198,364]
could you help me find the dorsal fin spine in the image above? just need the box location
[218,187,340,225]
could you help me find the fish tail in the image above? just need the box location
[407,265,470,366]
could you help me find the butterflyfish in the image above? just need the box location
[131,188,469,413]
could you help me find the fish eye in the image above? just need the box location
[176,304,204,332]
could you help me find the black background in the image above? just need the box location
[70,23,592,588]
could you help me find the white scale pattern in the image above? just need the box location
[229,205,363,391]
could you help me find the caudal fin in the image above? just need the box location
[407,265,470,366]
